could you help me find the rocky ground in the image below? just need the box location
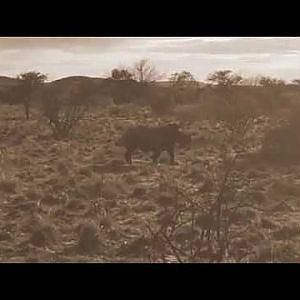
[1,103,300,262]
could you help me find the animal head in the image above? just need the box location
[167,123,180,131]
[176,131,192,146]
[115,136,124,146]
[167,123,192,146]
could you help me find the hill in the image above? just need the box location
[0,76,20,90]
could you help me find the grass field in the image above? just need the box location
[1,98,300,262]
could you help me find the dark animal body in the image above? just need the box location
[117,124,191,164]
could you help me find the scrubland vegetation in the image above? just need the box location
[1,59,300,262]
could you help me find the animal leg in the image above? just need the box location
[151,150,161,164]
[167,148,175,164]
[125,148,133,164]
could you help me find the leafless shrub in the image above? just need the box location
[208,91,256,122]
[87,175,114,232]
[42,90,87,139]
[0,146,8,165]
[50,105,86,139]
[145,108,256,262]
[132,59,161,83]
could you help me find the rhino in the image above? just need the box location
[116,123,191,164]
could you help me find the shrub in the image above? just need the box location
[261,107,300,164]
[43,95,86,139]
[149,96,175,116]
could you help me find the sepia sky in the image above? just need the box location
[0,37,300,81]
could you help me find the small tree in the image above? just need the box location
[259,76,285,87]
[256,76,286,113]
[42,86,87,140]
[170,71,196,87]
[170,71,199,104]
[106,67,138,105]
[206,70,244,108]
[17,71,47,120]
[110,68,134,81]
[240,76,262,86]
[133,59,160,83]
[106,60,162,105]
[207,70,242,87]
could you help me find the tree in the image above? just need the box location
[170,71,196,87]
[258,76,285,87]
[17,71,47,120]
[132,59,160,83]
[110,68,134,81]
[106,67,138,105]
[240,76,262,86]
[170,71,199,104]
[207,70,243,87]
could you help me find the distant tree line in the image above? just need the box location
[2,57,300,120]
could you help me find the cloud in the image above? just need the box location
[0,37,300,81]
[3,37,299,56]
[0,38,131,54]
[140,37,300,55]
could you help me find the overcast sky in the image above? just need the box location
[0,37,300,81]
